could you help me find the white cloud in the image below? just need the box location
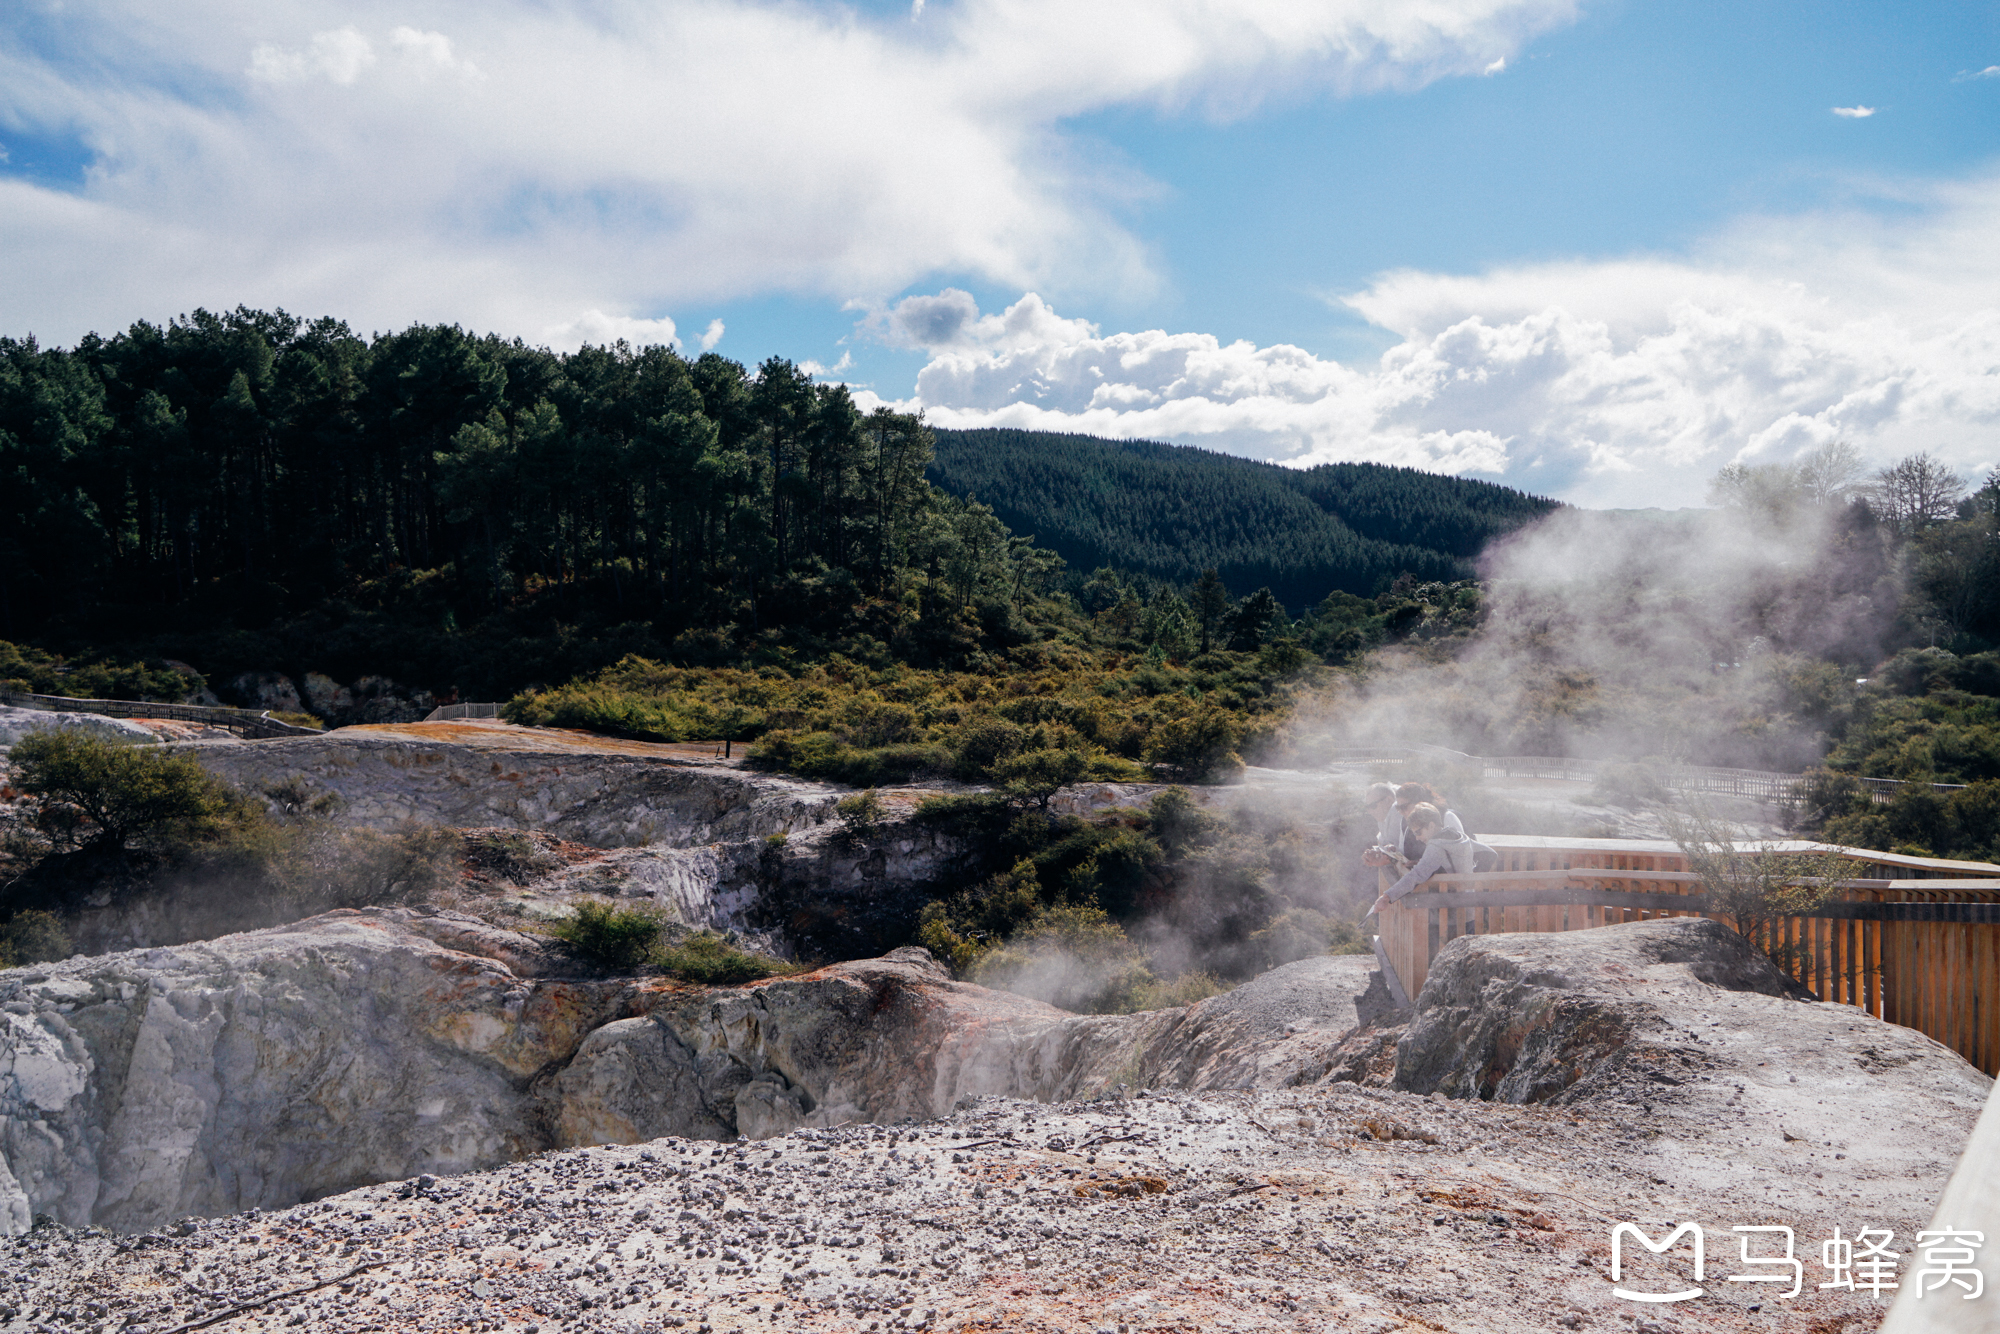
[867,176,2000,507]
[0,0,1578,343]
[802,351,855,377]
[388,27,479,77]
[1831,105,1876,118]
[248,27,376,85]
[699,319,726,352]
[1483,56,1506,74]
[541,310,680,353]
[1954,66,2000,81]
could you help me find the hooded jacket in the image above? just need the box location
[1382,825,1499,902]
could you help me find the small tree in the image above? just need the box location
[1144,707,1240,784]
[11,728,245,858]
[1191,569,1230,654]
[1871,452,1967,536]
[1666,809,1861,980]
[834,788,886,840]
[992,747,1089,808]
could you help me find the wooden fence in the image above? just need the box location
[421,702,501,723]
[0,689,323,740]
[1375,835,2000,1076]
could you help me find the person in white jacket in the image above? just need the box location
[1371,803,1498,915]
[1359,782,1401,868]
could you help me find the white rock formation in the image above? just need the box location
[0,706,156,749]
[0,911,1373,1235]
[191,734,842,848]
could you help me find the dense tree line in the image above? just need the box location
[0,309,1060,694]
[927,428,1558,608]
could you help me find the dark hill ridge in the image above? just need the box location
[928,427,1559,606]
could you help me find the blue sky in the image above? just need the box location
[3,0,1997,506]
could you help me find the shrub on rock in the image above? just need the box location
[10,728,246,858]
[553,898,664,971]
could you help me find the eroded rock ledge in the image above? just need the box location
[0,913,1986,1240]
[0,910,1368,1234]
[188,733,841,849]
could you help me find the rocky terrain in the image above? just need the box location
[3,716,1789,966]
[0,717,1978,1332]
[0,914,1987,1333]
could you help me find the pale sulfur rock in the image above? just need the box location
[0,706,156,749]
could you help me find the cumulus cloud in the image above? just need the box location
[1831,105,1876,117]
[865,175,2000,507]
[0,0,1576,343]
[699,320,726,352]
[248,27,376,85]
[541,310,680,353]
[387,27,479,76]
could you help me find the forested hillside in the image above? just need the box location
[0,310,1547,699]
[0,309,1068,695]
[928,428,1557,606]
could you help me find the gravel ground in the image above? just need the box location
[4,1080,1927,1334]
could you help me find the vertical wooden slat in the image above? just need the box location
[1946,920,1961,1060]
[1867,919,1880,1017]
[1843,915,1857,1007]
[1982,924,1998,1074]
[1922,920,1938,1049]
[1889,918,1903,1029]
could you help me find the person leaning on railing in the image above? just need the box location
[1358,782,1404,870]
[1371,803,1499,917]
[1391,782,1462,862]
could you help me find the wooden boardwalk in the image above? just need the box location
[1376,835,2000,1075]
[0,688,322,740]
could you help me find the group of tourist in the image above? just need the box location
[1360,781,1498,916]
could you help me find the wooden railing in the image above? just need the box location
[0,689,322,740]
[421,702,501,723]
[1376,837,2000,1075]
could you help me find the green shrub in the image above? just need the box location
[0,641,195,702]
[1144,707,1241,782]
[969,899,1157,1013]
[916,901,981,973]
[754,732,954,786]
[0,910,71,967]
[834,789,886,839]
[264,710,326,731]
[10,728,248,856]
[510,653,1274,793]
[1146,787,1219,857]
[992,747,1090,807]
[552,898,664,971]
[656,931,793,984]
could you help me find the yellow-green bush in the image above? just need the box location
[506,648,1310,786]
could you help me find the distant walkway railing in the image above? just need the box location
[421,702,501,723]
[1376,837,2000,1075]
[0,689,322,740]
[1325,744,1964,802]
